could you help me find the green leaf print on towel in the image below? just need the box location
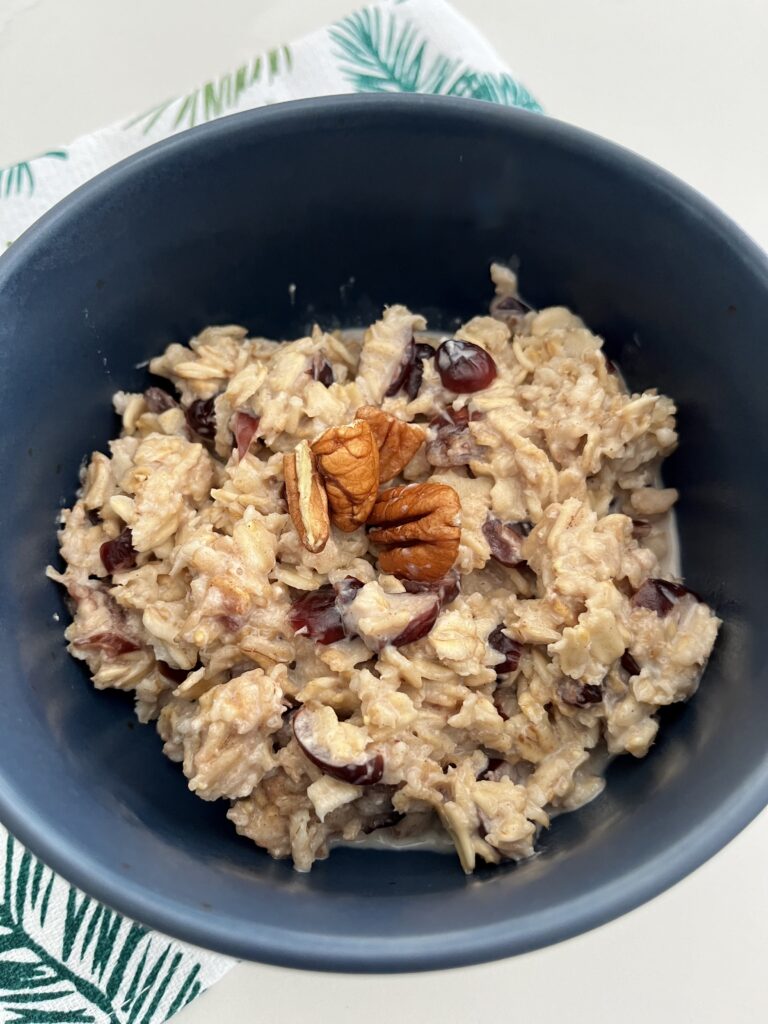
[126,46,293,135]
[0,833,202,1024]
[449,70,542,109]
[330,8,541,109]
[0,151,68,200]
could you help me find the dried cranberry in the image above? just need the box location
[185,397,216,441]
[429,408,476,431]
[334,575,365,607]
[292,577,442,650]
[632,580,672,614]
[558,678,603,707]
[479,756,506,780]
[404,343,435,401]
[620,650,640,676]
[632,578,695,616]
[311,354,334,386]
[384,339,434,402]
[232,411,261,461]
[293,707,384,785]
[489,293,532,330]
[489,624,522,674]
[385,337,415,397]
[426,407,483,468]
[483,516,531,568]
[144,386,178,413]
[73,632,141,657]
[493,692,510,721]
[99,528,137,574]
[289,577,363,645]
[158,661,188,683]
[391,601,440,646]
[401,571,460,608]
[631,519,652,539]
[362,810,405,834]
[436,339,497,393]
[289,585,345,644]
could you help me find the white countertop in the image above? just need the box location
[3,0,767,1020]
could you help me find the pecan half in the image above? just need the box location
[367,482,461,582]
[284,440,330,553]
[356,405,425,482]
[312,420,380,532]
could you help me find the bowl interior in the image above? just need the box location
[1,96,767,970]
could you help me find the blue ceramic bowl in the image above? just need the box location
[1,95,767,972]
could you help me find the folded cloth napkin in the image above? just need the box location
[1,0,539,246]
[0,1,539,1020]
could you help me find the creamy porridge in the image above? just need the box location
[48,265,720,872]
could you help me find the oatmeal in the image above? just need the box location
[48,265,720,873]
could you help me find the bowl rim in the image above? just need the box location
[2,92,768,972]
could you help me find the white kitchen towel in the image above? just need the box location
[1,0,540,246]
[0,1,539,1021]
